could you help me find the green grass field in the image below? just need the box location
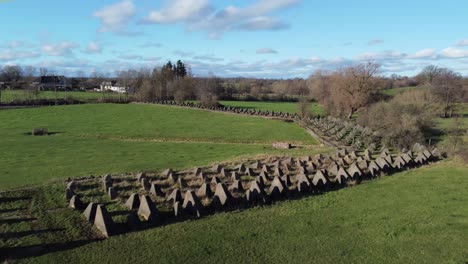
[381,86,430,96]
[1,160,466,263]
[0,104,320,189]
[220,100,326,115]
[1,102,467,263]
[0,90,125,103]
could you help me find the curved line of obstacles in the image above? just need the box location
[66,146,441,238]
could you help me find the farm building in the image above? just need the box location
[100,81,131,94]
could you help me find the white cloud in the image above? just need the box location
[456,39,468,46]
[41,42,78,56]
[256,48,278,54]
[357,50,406,61]
[83,42,102,54]
[408,48,436,59]
[238,17,289,31]
[143,0,300,37]
[145,0,212,23]
[440,47,468,58]
[93,0,136,34]
[0,49,40,61]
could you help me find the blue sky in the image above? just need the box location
[0,0,467,78]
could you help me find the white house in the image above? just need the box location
[100,81,128,94]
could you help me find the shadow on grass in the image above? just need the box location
[0,207,28,214]
[23,131,64,136]
[0,217,37,224]
[0,239,101,261]
[0,228,64,239]
[0,196,31,203]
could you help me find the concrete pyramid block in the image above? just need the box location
[197,183,212,198]
[67,181,77,191]
[182,191,202,216]
[219,168,227,178]
[231,172,240,181]
[150,183,165,197]
[363,149,372,161]
[229,180,244,193]
[269,176,289,198]
[162,169,173,177]
[328,162,339,176]
[125,193,140,210]
[212,164,223,173]
[245,167,255,176]
[255,176,265,188]
[311,170,328,189]
[347,163,363,179]
[251,161,262,169]
[108,187,118,200]
[234,164,246,173]
[245,181,268,204]
[177,178,188,189]
[94,204,115,237]
[368,161,381,177]
[375,157,390,171]
[65,188,75,200]
[259,171,270,183]
[296,173,311,193]
[138,195,159,223]
[402,153,414,164]
[284,157,293,165]
[69,195,83,210]
[141,178,151,191]
[83,202,98,223]
[103,174,112,183]
[174,201,183,217]
[274,167,284,177]
[281,175,292,186]
[168,173,177,183]
[136,172,146,182]
[198,172,209,183]
[167,189,182,203]
[358,159,369,170]
[193,167,202,176]
[211,176,221,185]
[102,180,112,191]
[336,167,350,183]
[393,156,406,169]
[212,183,234,207]
[261,165,269,173]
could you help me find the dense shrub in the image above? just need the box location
[358,99,434,149]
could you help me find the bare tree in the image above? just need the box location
[196,76,221,107]
[39,67,48,77]
[331,63,381,119]
[297,96,311,118]
[419,65,443,85]
[432,68,464,118]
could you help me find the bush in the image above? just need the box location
[358,100,434,149]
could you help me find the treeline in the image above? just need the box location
[306,63,468,149]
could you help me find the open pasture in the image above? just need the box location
[0,104,320,189]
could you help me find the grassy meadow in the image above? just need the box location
[220,100,326,115]
[381,86,431,96]
[1,160,466,263]
[1,101,467,263]
[0,103,321,189]
[0,90,125,103]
